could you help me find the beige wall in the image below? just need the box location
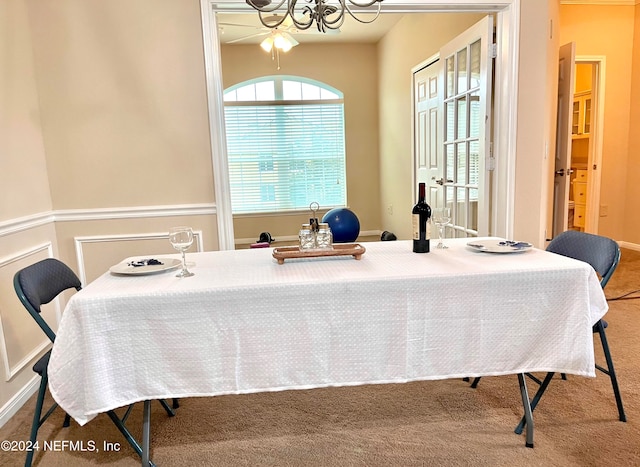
[559,5,635,241]
[0,0,61,422]
[29,0,215,210]
[626,6,640,244]
[220,42,380,244]
[0,0,219,424]
[0,0,53,221]
[575,63,593,93]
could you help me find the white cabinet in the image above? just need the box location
[572,91,591,139]
[571,169,588,229]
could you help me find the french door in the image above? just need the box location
[414,16,494,237]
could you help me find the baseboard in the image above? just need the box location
[0,375,39,429]
[618,241,640,252]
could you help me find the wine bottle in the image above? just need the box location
[412,182,431,253]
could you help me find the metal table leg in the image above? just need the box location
[142,400,151,467]
[517,373,534,448]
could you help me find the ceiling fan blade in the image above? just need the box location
[225,32,269,44]
[218,22,265,30]
[261,14,294,29]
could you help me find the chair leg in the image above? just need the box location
[172,398,180,409]
[63,413,71,427]
[595,321,626,422]
[515,372,555,435]
[106,410,156,467]
[158,399,175,417]
[25,375,48,467]
[470,377,481,388]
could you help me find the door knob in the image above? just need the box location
[433,177,454,186]
[555,168,575,177]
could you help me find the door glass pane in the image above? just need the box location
[446,56,455,97]
[457,96,467,140]
[457,143,467,185]
[470,39,481,89]
[446,185,455,224]
[469,91,480,138]
[457,48,468,93]
[456,187,467,229]
[446,101,455,141]
[469,141,479,186]
[469,188,478,231]
[446,144,455,181]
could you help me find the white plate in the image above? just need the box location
[466,240,533,254]
[109,257,182,275]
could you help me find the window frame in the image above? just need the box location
[223,75,347,215]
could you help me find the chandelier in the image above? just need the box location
[245,0,383,33]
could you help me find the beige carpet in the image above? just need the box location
[1,249,639,466]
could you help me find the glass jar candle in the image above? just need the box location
[316,223,333,249]
[299,223,316,250]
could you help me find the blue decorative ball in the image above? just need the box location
[322,208,360,243]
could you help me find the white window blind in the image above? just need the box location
[224,77,346,214]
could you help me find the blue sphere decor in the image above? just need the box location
[322,208,360,243]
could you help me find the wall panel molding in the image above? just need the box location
[74,230,205,284]
[0,243,55,382]
[0,203,216,238]
[0,212,54,238]
[54,203,216,222]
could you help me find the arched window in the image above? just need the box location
[224,76,346,214]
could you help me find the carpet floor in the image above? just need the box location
[1,249,639,466]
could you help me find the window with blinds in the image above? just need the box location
[224,76,346,214]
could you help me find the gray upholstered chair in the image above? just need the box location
[469,230,626,434]
[14,258,178,467]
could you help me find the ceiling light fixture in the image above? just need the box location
[260,30,298,69]
[245,0,383,33]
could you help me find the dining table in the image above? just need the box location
[48,238,609,465]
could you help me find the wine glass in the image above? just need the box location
[432,207,451,249]
[169,226,195,277]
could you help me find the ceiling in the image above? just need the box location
[217,12,405,45]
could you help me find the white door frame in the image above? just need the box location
[201,0,521,249]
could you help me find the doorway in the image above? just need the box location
[201,1,521,250]
[569,58,605,234]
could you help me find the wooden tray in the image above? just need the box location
[272,243,366,265]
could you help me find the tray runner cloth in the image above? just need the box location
[48,238,608,425]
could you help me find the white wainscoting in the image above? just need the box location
[74,230,204,285]
[0,243,55,382]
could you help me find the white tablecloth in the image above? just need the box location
[48,238,608,425]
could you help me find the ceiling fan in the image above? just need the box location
[218,14,339,47]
